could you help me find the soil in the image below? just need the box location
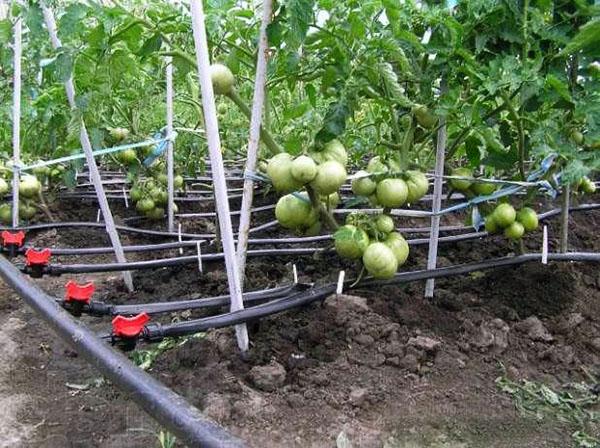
[1,190,600,447]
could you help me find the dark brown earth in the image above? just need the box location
[1,190,600,447]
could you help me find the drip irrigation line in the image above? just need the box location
[78,283,310,317]
[0,254,243,447]
[119,251,600,342]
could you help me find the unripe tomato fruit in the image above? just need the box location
[449,168,472,191]
[210,64,235,95]
[334,225,370,259]
[352,171,377,196]
[290,155,317,184]
[504,221,524,240]
[516,207,538,232]
[376,178,408,208]
[310,161,347,195]
[375,214,395,234]
[362,242,398,279]
[494,203,516,228]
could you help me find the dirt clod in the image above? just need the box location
[248,361,287,392]
[516,316,554,342]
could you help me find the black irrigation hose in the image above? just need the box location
[79,283,310,316]
[133,252,600,342]
[0,255,243,448]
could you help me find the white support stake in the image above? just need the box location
[178,223,183,255]
[425,94,447,298]
[190,0,249,352]
[42,4,133,292]
[336,271,345,295]
[11,18,21,228]
[96,209,101,223]
[542,225,548,265]
[236,0,273,281]
[196,241,203,273]
[292,264,298,284]
[122,186,128,208]
[166,56,175,233]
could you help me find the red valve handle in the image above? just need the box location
[65,281,95,304]
[1,230,25,247]
[112,313,150,338]
[25,248,51,266]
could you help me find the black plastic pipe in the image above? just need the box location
[0,255,243,448]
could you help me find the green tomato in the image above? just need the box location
[334,224,370,259]
[375,214,395,234]
[266,153,303,193]
[156,173,168,186]
[130,186,143,203]
[210,64,235,95]
[471,181,497,196]
[174,175,184,190]
[275,193,314,230]
[110,127,130,141]
[494,203,516,228]
[352,171,377,196]
[0,203,11,224]
[304,220,322,237]
[362,242,398,279]
[146,207,165,220]
[405,170,429,203]
[119,149,137,165]
[0,178,9,195]
[366,156,388,174]
[412,104,437,129]
[217,103,228,114]
[309,161,347,195]
[19,175,41,199]
[504,221,524,240]
[136,198,155,213]
[582,177,596,194]
[516,207,538,232]
[570,130,584,145]
[449,168,472,192]
[19,201,37,220]
[384,232,410,265]
[321,139,348,167]
[290,155,317,184]
[321,192,340,209]
[484,216,499,234]
[376,178,408,208]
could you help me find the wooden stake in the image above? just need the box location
[11,18,21,228]
[190,0,248,353]
[42,4,133,292]
[166,56,175,233]
[425,90,447,298]
[236,0,273,283]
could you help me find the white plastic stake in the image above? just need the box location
[336,271,345,295]
[42,4,133,292]
[542,225,548,265]
[11,18,21,228]
[166,56,175,233]
[190,0,249,353]
[96,209,101,223]
[236,0,273,281]
[196,241,203,273]
[425,89,447,298]
[122,186,128,208]
[178,223,183,255]
[292,264,298,284]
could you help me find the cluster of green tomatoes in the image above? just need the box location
[484,203,538,240]
[130,162,184,220]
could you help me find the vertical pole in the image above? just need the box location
[11,18,21,228]
[42,5,134,292]
[190,0,248,352]
[425,94,446,298]
[166,56,175,233]
[559,185,570,253]
[236,0,273,282]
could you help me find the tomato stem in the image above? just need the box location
[305,185,339,230]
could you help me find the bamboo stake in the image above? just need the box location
[11,17,21,228]
[42,4,134,291]
[425,96,447,298]
[166,56,175,233]
[236,0,273,283]
[189,0,248,353]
